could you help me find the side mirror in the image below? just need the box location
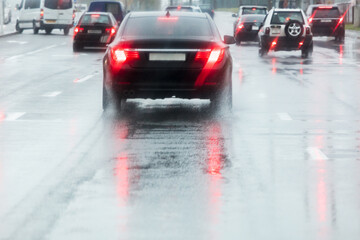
[232,13,238,17]
[224,35,236,44]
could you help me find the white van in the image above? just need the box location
[16,0,74,35]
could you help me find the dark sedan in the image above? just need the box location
[234,14,265,45]
[102,11,235,110]
[73,12,118,52]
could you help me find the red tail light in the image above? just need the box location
[271,41,277,47]
[308,17,313,24]
[111,48,140,63]
[237,24,244,30]
[339,16,344,24]
[106,27,116,36]
[74,27,84,35]
[40,9,44,19]
[318,6,333,9]
[195,49,224,64]
[158,16,178,21]
[72,10,75,19]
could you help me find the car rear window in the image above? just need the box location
[241,7,267,15]
[123,16,213,39]
[240,15,265,23]
[166,7,194,12]
[80,14,110,25]
[44,0,72,10]
[313,8,340,18]
[271,11,304,24]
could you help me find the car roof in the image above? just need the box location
[272,8,303,12]
[129,11,208,18]
[240,5,267,9]
[84,11,113,15]
[308,4,338,8]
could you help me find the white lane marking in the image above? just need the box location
[7,45,58,61]
[42,91,62,97]
[277,112,293,121]
[75,74,95,83]
[5,112,26,121]
[7,40,27,45]
[27,45,57,55]
[307,147,329,160]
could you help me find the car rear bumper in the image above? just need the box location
[311,26,344,37]
[236,31,259,41]
[261,35,313,51]
[74,34,115,47]
[104,64,231,99]
[35,19,73,29]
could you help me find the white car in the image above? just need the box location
[16,0,74,35]
[258,8,313,58]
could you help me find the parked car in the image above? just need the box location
[102,11,235,110]
[88,1,125,24]
[15,0,74,35]
[165,5,202,13]
[258,8,313,58]
[2,0,12,24]
[73,12,118,52]
[234,14,266,45]
[199,4,214,18]
[306,4,344,41]
[232,5,267,33]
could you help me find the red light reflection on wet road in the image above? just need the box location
[207,123,224,240]
[115,152,129,204]
[272,58,277,74]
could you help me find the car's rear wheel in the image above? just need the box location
[33,25,39,34]
[210,81,232,112]
[45,28,52,34]
[102,84,109,110]
[16,21,23,33]
[235,35,241,45]
[64,27,70,35]
[73,43,83,52]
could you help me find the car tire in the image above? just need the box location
[64,27,70,36]
[258,41,268,57]
[33,22,39,34]
[73,43,83,52]
[210,81,232,112]
[16,21,23,33]
[301,49,309,58]
[102,84,109,110]
[236,36,241,46]
[45,28,52,34]
[285,20,303,39]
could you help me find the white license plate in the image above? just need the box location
[252,26,259,30]
[271,29,281,34]
[149,53,186,61]
[321,19,332,22]
[88,30,102,34]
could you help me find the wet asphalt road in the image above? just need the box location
[1,12,360,240]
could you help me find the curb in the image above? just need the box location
[0,31,19,37]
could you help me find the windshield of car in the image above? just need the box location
[44,0,72,9]
[80,14,111,25]
[241,7,267,15]
[199,4,212,11]
[123,16,213,39]
[313,8,340,18]
[271,11,304,24]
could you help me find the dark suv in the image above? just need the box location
[306,4,344,41]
